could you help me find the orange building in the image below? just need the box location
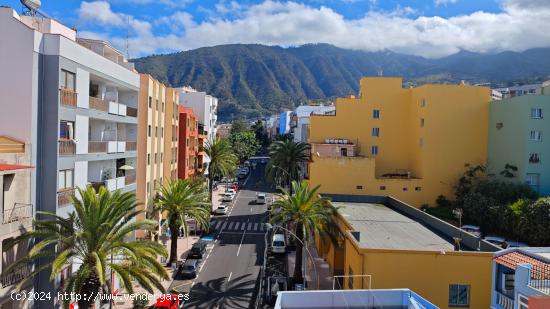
[178,106,199,179]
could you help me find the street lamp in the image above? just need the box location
[264,223,319,290]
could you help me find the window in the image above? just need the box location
[526,173,540,192]
[371,145,378,155]
[59,121,75,139]
[155,126,158,137]
[60,70,75,90]
[155,153,158,164]
[420,118,425,127]
[162,102,165,112]
[531,108,543,119]
[421,99,427,107]
[162,128,164,136]
[161,153,163,163]
[518,294,529,309]
[356,185,363,190]
[379,186,386,190]
[340,148,348,157]
[148,96,152,108]
[156,99,159,110]
[372,109,380,119]
[148,125,151,137]
[186,158,189,167]
[529,130,542,141]
[146,182,150,193]
[372,127,380,137]
[348,267,354,289]
[186,138,189,147]
[147,154,150,165]
[448,284,470,307]
[529,153,540,164]
[415,187,422,191]
[403,187,408,191]
[58,169,74,190]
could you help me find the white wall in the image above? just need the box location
[74,161,88,189]
[88,160,116,182]
[75,115,89,154]
[76,68,90,109]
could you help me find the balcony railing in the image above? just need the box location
[125,174,136,185]
[59,88,77,107]
[2,203,33,224]
[529,263,550,295]
[89,96,108,112]
[1,264,32,288]
[89,141,107,153]
[58,139,76,155]
[127,106,138,117]
[495,291,514,309]
[126,141,137,151]
[57,188,75,207]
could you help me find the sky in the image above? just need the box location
[4,0,550,58]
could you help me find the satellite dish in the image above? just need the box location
[20,0,41,12]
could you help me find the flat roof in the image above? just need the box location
[334,202,455,251]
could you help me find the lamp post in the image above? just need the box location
[265,223,319,290]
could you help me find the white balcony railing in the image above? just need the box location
[495,291,514,309]
[107,102,128,116]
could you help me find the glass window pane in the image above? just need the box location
[58,171,65,189]
[66,170,73,188]
[66,72,75,90]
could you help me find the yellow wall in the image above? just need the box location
[309,77,490,207]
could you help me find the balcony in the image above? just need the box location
[88,141,134,153]
[495,291,514,309]
[89,96,108,112]
[125,174,136,185]
[127,106,138,117]
[2,203,32,224]
[59,88,77,107]
[1,264,32,288]
[57,188,75,207]
[90,176,128,192]
[311,141,357,158]
[89,141,107,153]
[58,139,76,155]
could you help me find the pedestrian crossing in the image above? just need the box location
[210,219,267,233]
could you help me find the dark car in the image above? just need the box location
[177,259,199,279]
[188,241,207,259]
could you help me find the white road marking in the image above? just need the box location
[228,221,235,229]
[247,222,252,230]
[237,229,246,256]
[220,231,265,235]
[215,221,222,230]
[228,272,232,282]
[253,223,258,231]
[221,222,228,230]
[234,222,240,230]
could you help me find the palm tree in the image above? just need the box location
[270,181,339,284]
[204,137,237,201]
[5,187,169,309]
[267,140,310,194]
[154,179,211,265]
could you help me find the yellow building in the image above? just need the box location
[315,196,499,309]
[137,75,179,229]
[309,77,490,206]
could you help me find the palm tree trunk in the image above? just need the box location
[288,172,292,196]
[168,216,179,265]
[293,223,304,284]
[77,270,101,309]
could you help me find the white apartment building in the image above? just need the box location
[178,87,218,172]
[292,105,335,143]
[0,7,139,307]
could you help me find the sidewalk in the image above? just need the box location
[286,239,334,290]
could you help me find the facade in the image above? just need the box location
[493,83,543,99]
[178,106,199,179]
[309,77,490,207]
[292,105,335,143]
[279,111,292,135]
[275,289,438,309]
[315,195,500,309]
[178,87,218,143]
[0,8,139,306]
[491,248,550,309]
[137,74,179,231]
[488,88,550,196]
[0,137,33,308]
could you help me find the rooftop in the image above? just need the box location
[334,202,454,251]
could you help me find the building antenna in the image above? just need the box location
[125,15,130,59]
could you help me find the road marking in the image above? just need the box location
[228,272,232,282]
[228,221,234,229]
[247,222,252,230]
[215,221,222,230]
[221,222,227,230]
[237,229,246,256]
[220,231,265,235]
[234,222,240,230]
[254,223,258,231]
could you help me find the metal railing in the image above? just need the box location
[1,264,32,288]
[59,88,77,107]
[89,96,108,112]
[127,106,138,117]
[529,263,550,295]
[2,203,33,224]
[495,291,514,309]
[58,139,76,155]
[89,141,107,153]
[57,189,75,207]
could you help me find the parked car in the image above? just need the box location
[178,259,199,279]
[256,193,267,204]
[221,192,234,202]
[188,242,207,259]
[260,159,267,164]
[483,236,506,247]
[154,294,183,309]
[225,188,237,195]
[460,225,482,237]
[215,205,228,215]
[271,234,286,254]
[504,241,529,248]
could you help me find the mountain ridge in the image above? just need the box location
[132,44,550,120]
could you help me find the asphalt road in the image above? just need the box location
[174,161,273,309]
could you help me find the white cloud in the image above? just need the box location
[434,0,458,6]
[77,0,550,58]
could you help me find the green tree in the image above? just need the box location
[517,198,550,245]
[204,137,238,201]
[251,120,269,147]
[5,187,168,309]
[270,181,339,284]
[229,131,261,163]
[267,140,310,194]
[154,179,211,265]
[230,119,249,134]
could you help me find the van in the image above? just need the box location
[271,234,286,254]
[256,193,266,204]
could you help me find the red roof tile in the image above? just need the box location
[495,252,547,270]
[0,164,34,172]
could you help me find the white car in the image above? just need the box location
[215,205,228,215]
[221,193,234,202]
[226,189,237,195]
[256,193,266,204]
[271,234,286,254]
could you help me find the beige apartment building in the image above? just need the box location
[137,75,179,235]
[0,136,33,308]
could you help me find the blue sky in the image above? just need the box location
[3,0,550,58]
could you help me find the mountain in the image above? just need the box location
[132,44,550,120]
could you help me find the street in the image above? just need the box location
[170,160,272,309]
